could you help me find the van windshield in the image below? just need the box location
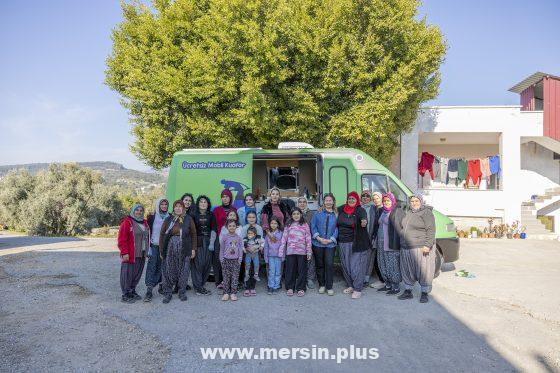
[361,174,388,194]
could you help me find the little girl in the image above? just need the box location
[241,211,264,283]
[279,207,312,297]
[218,210,242,237]
[219,219,244,301]
[264,216,283,294]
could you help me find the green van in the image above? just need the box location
[166,143,459,263]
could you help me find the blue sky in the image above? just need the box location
[1,0,558,171]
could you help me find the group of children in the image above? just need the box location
[217,207,312,301]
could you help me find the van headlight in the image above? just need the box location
[446,223,456,232]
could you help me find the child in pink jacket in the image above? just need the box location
[279,207,312,297]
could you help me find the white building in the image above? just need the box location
[395,72,560,239]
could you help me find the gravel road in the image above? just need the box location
[0,232,559,372]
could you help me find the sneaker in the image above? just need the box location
[377,285,391,292]
[132,292,142,301]
[419,292,429,303]
[179,293,188,301]
[343,287,353,294]
[318,286,326,294]
[267,287,273,295]
[370,280,385,289]
[162,294,172,304]
[307,280,315,289]
[201,288,212,296]
[363,281,370,287]
[221,294,230,301]
[386,289,399,295]
[157,285,164,295]
[186,284,192,291]
[195,289,205,296]
[351,291,362,299]
[398,290,413,300]
[327,289,334,296]
[121,294,135,303]
[230,294,238,301]
[144,289,153,302]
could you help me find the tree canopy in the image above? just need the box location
[106,0,445,169]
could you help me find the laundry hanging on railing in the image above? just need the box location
[418,152,501,187]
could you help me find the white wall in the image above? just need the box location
[520,141,560,197]
[401,106,545,224]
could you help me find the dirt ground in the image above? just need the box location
[1,232,559,372]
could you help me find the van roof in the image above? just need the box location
[173,147,387,171]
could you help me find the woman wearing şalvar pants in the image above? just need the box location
[118,203,150,303]
[159,200,197,304]
[398,193,437,304]
[191,195,217,296]
[337,191,372,299]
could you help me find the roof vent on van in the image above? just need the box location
[278,142,314,149]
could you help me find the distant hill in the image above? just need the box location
[0,161,166,190]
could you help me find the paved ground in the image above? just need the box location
[0,232,559,372]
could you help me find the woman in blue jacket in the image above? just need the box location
[310,193,338,296]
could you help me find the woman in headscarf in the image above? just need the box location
[159,200,197,303]
[398,193,437,303]
[367,192,385,289]
[212,189,237,289]
[375,193,403,295]
[337,191,371,299]
[297,196,317,289]
[191,195,216,296]
[117,203,150,303]
[144,198,169,301]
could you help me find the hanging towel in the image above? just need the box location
[466,159,482,186]
[457,159,468,182]
[489,155,500,174]
[480,157,491,178]
[418,152,435,180]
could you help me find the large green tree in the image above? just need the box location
[106,0,445,169]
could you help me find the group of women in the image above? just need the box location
[118,186,438,304]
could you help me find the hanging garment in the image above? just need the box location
[457,159,468,182]
[418,152,435,180]
[466,159,482,186]
[480,157,491,178]
[439,157,449,183]
[489,155,501,174]
[433,157,441,181]
[447,159,459,185]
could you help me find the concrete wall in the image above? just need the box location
[520,141,560,197]
[401,106,545,224]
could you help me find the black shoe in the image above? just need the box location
[121,294,135,303]
[201,288,212,296]
[377,285,391,292]
[420,292,429,303]
[162,294,172,304]
[195,288,205,296]
[186,284,192,291]
[172,285,179,294]
[132,292,142,301]
[398,290,413,300]
[157,286,164,295]
[179,293,188,301]
[267,287,273,295]
[386,289,399,295]
[144,289,153,302]
[363,281,370,287]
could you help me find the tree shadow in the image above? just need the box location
[0,234,84,250]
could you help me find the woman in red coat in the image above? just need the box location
[118,203,150,303]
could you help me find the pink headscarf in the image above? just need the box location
[382,192,396,213]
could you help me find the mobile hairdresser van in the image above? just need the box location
[166,143,459,263]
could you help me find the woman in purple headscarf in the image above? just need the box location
[375,192,404,295]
